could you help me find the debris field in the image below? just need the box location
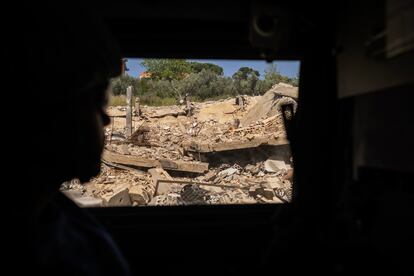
[61,83,298,207]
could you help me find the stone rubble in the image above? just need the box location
[61,84,297,207]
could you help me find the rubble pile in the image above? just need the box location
[61,83,298,207]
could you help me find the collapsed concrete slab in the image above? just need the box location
[182,135,289,153]
[102,150,209,173]
[218,167,239,177]
[97,92,295,207]
[148,108,186,118]
[240,83,298,127]
[264,159,288,173]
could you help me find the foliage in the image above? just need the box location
[232,67,260,95]
[189,62,224,75]
[139,95,177,106]
[255,64,299,94]
[140,59,192,80]
[111,75,138,95]
[232,67,260,80]
[110,60,299,106]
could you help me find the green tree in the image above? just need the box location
[110,75,138,95]
[146,79,175,98]
[232,67,260,80]
[256,64,288,94]
[232,67,260,95]
[141,59,192,80]
[168,70,235,101]
[134,78,150,96]
[171,70,216,101]
[209,76,235,99]
[264,64,283,83]
[189,62,224,75]
[289,72,300,86]
[259,64,299,91]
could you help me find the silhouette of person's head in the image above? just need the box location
[7,5,132,274]
[11,2,122,215]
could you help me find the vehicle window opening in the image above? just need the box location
[61,58,300,207]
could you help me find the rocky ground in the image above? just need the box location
[61,83,297,207]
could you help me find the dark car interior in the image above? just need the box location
[83,0,413,274]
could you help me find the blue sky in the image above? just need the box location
[126,58,300,79]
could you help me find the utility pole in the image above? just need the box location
[126,86,132,137]
[122,58,132,137]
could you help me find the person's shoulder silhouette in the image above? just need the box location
[7,2,130,275]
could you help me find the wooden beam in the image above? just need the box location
[102,150,208,173]
[126,86,133,137]
[101,159,146,174]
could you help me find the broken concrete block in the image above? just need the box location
[204,170,217,182]
[266,177,283,189]
[105,144,115,151]
[240,84,297,126]
[102,187,132,207]
[245,164,261,175]
[264,159,287,173]
[178,122,187,134]
[262,188,275,200]
[150,108,186,118]
[246,134,254,140]
[129,186,149,205]
[202,185,224,193]
[177,147,185,156]
[218,168,239,177]
[148,168,173,195]
[120,144,130,155]
[245,164,255,172]
[159,136,169,143]
[171,136,181,144]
